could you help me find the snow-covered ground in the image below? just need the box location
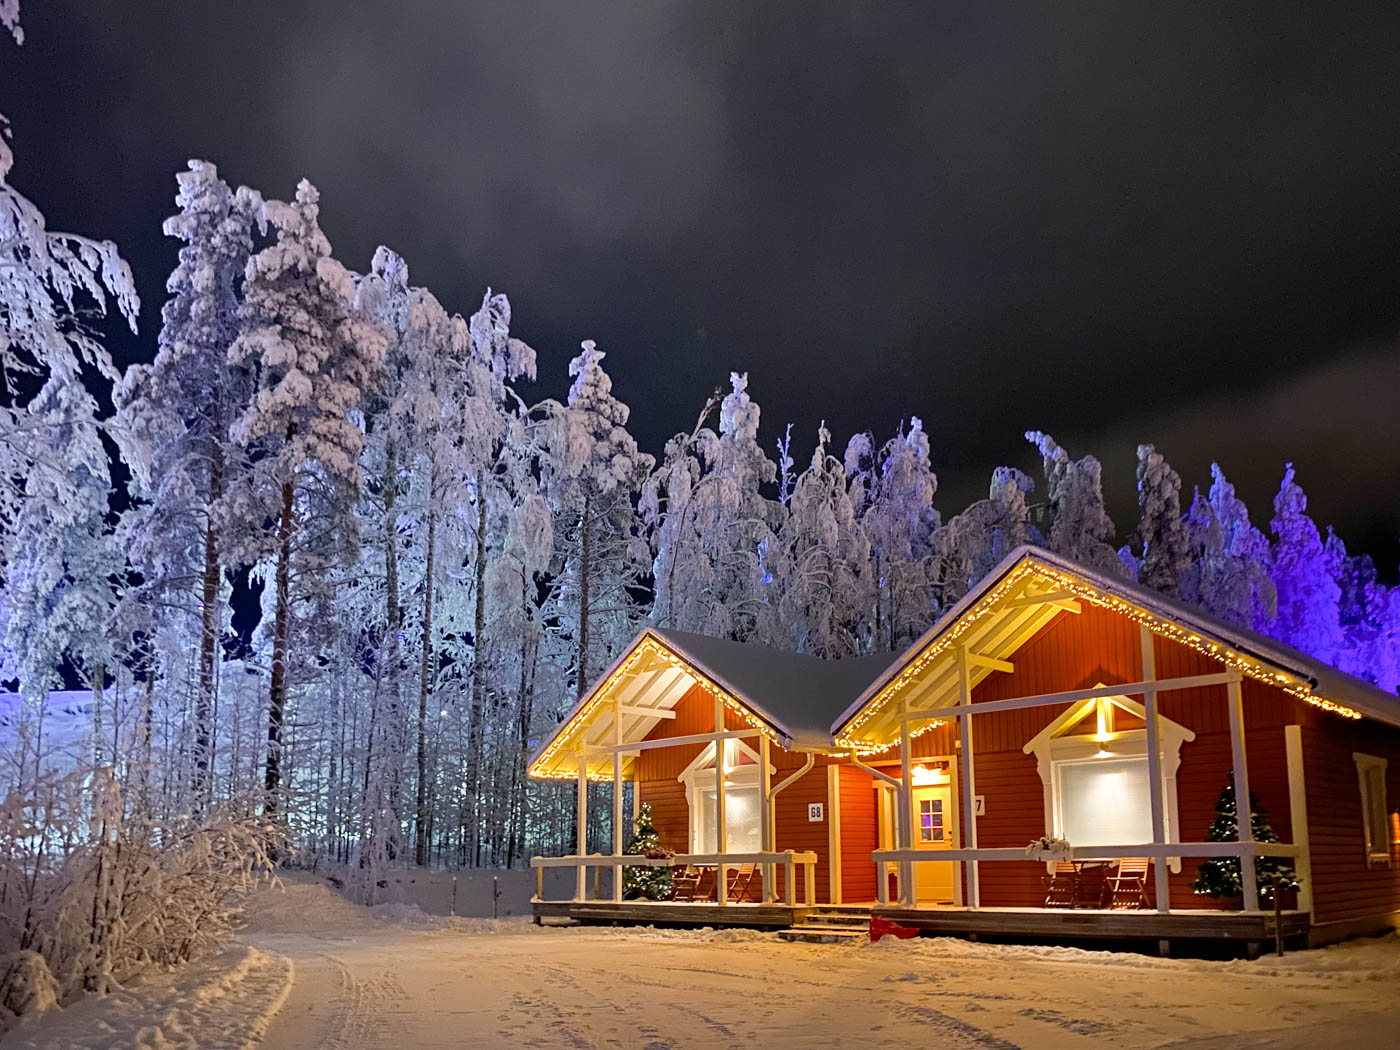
[7,873,1400,1049]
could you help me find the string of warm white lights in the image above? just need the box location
[834,560,1362,750]
[528,634,782,780]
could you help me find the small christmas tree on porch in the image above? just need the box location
[1191,771,1298,901]
[622,802,674,900]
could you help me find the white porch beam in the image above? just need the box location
[576,753,588,901]
[714,694,727,905]
[760,735,774,903]
[940,671,1241,720]
[616,704,678,720]
[1284,725,1313,916]
[898,699,915,907]
[1002,590,1082,613]
[957,645,980,909]
[1140,625,1170,914]
[1227,677,1259,911]
[965,652,1015,674]
[580,728,762,757]
[612,699,624,902]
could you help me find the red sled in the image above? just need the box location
[869,916,919,942]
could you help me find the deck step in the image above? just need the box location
[778,924,866,944]
[797,915,868,929]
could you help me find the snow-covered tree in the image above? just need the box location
[1177,464,1276,631]
[1266,464,1342,665]
[846,419,941,650]
[1025,431,1123,575]
[113,161,264,800]
[762,424,869,656]
[642,373,782,641]
[1132,443,1191,596]
[932,464,1036,614]
[226,179,387,814]
[541,342,652,697]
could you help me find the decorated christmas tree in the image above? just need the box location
[1191,772,1299,901]
[622,803,674,900]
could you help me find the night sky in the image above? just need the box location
[6,3,1400,571]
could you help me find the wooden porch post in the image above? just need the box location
[957,646,980,909]
[576,752,588,901]
[760,735,774,903]
[898,699,915,907]
[714,695,727,905]
[612,700,624,902]
[1284,725,1313,916]
[1140,625,1170,913]
[1226,676,1259,911]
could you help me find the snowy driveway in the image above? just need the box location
[235,880,1400,1050]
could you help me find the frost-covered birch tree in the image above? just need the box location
[225,179,387,815]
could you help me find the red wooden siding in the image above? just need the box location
[838,765,879,902]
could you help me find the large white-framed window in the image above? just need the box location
[1024,692,1194,870]
[679,739,772,854]
[1353,752,1390,866]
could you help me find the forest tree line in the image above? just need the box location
[4,148,1399,881]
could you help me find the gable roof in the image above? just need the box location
[526,627,890,778]
[833,545,1400,745]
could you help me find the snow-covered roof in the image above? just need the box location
[649,629,891,749]
[527,628,890,778]
[833,545,1400,745]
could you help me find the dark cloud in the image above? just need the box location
[6,2,1400,567]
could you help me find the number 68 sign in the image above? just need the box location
[807,802,824,822]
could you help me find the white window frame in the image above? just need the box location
[1353,752,1390,867]
[1024,691,1194,872]
[678,739,772,854]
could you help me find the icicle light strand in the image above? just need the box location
[835,562,1362,750]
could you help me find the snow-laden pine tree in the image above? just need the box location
[1025,431,1123,576]
[225,179,388,815]
[932,465,1036,614]
[1132,443,1191,597]
[1266,464,1342,665]
[1326,530,1400,695]
[642,373,782,640]
[845,419,941,650]
[113,161,264,802]
[541,342,653,699]
[761,424,869,656]
[1178,464,1276,630]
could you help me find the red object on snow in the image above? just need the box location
[869,915,919,942]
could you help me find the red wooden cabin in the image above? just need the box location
[530,547,1400,949]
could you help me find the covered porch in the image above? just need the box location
[841,561,1317,947]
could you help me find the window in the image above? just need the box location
[1354,753,1390,866]
[699,786,761,853]
[918,797,945,843]
[1055,757,1154,847]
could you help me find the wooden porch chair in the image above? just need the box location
[690,864,719,903]
[725,864,759,903]
[1042,862,1079,908]
[1106,858,1151,909]
[670,865,702,901]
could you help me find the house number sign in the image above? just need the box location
[808,802,824,822]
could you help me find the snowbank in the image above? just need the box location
[0,943,292,1050]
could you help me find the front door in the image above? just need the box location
[912,784,955,903]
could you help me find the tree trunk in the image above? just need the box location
[90,664,106,767]
[414,506,437,867]
[576,490,591,700]
[465,470,489,865]
[509,622,536,866]
[194,451,223,809]
[264,451,295,818]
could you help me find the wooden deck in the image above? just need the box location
[874,905,1311,944]
[534,897,1311,947]
[532,899,811,928]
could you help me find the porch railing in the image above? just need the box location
[871,841,1303,911]
[531,850,819,907]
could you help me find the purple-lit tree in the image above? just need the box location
[1266,463,1342,665]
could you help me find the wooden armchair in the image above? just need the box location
[670,865,702,901]
[1042,862,1079,908]
[1075,862,1109,908]
[726,864,760,903]
[1106,858,1151,909]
